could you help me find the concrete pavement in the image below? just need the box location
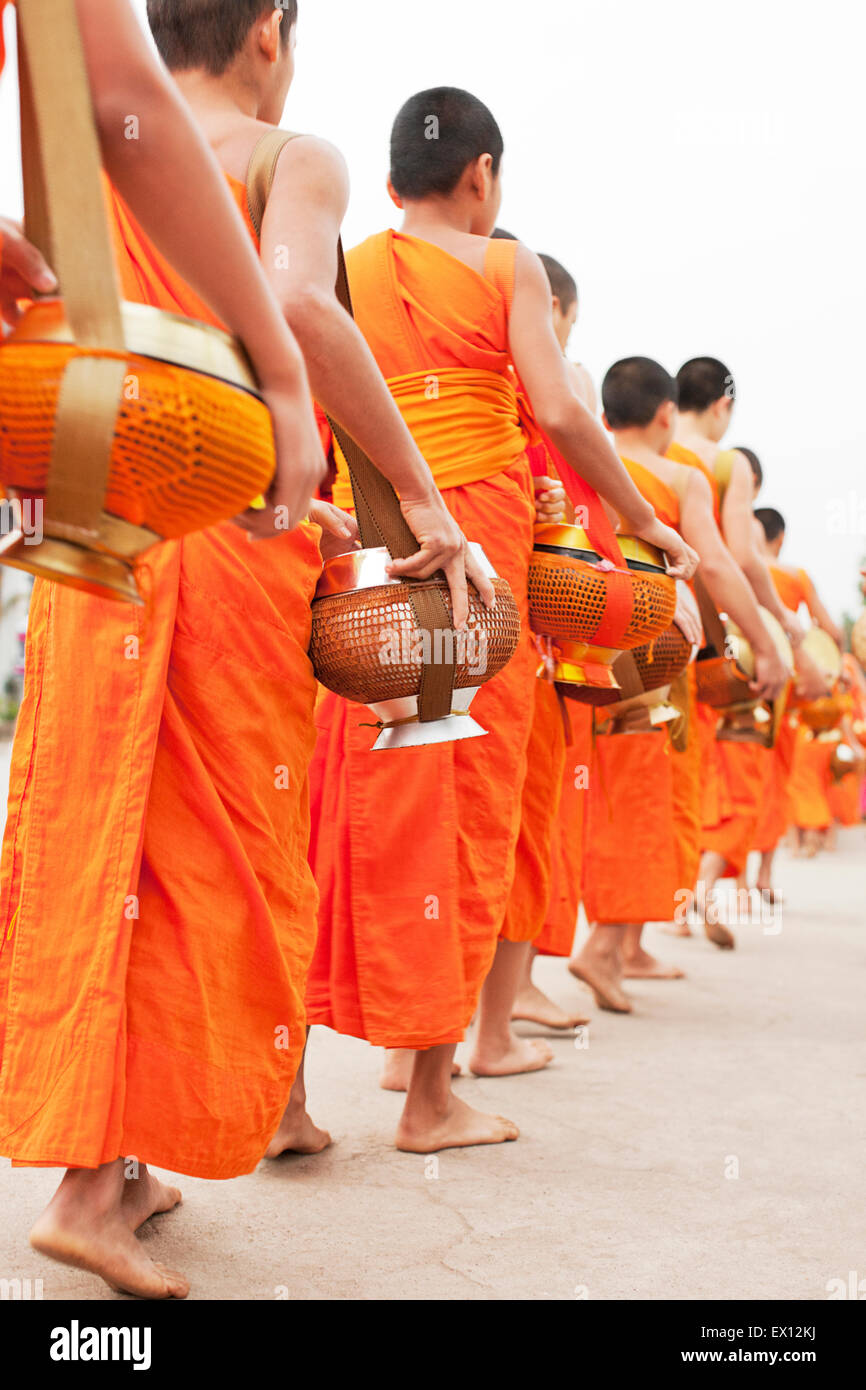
[0,727,863,1300]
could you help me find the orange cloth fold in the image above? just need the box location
[582,459,701,924]
[331,231,530,506]
[788,730,834,831]
[534,705,593,956]
[0,173,321,1178]
[752,716,798,853]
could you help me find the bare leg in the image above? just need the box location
[803,829,821,858]
[755,848,781,902]
[569,923,632,1013]
[29,1159,188,1299]
[381,1047,461,1092]
[621,923,685,980]
[266,1032,332,1158]
[469,939,554,1076]
[395,1044,519,1153]
[511,946,591,1029]
[698,852,735,950]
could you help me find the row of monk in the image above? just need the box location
[0,0,862,1301]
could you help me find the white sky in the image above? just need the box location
[2,0,864,619]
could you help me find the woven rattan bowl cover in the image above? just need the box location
[0,342,275,536]
[631,622,693,694]
[528,549,676,651]
[311,575,520,704]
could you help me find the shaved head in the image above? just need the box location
[602,357,678,429]
[390,88,504,200]
[538,254,577,313]
[147,0,296,76]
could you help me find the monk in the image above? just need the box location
[305,88,696,1151]
[508,252,596,1030]
[667,359,793,944]
[0,0,325,1304]
[1,0,476,1301]
[141,0,491,1160]
[751,507,842,892]
[827,656,866,830]
[571,359,793,1007]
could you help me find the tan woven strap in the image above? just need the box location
[713,450,737,508]
[246,130,455,721]
[693,573,729,657]
[17,0,126,535]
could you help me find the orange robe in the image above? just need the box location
[829,658,866,826]
[499,431,615,952]
[306,233,537,1048]
[0,174,321,1178]
[750,565,813,854]
[534,705,593,957]
[828,762,862,827]
[582,459,700,925]
[666,442,733,849]
[788,729,834,831]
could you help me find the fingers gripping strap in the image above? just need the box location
[246,132,456,721]
[17,0,128,535]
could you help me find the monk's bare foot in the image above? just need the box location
[755,883,782,905]
[120,1168,183,1233]
[622,946,685,980]
[511,981,591,1030]
[661,919,693,938]
[396,1093,519,1153]
[30,1167,188,1300]
[380,1049,461,1093]
[266,1102,332,1158]
[568,957,633,1014]
[469,1034,554,1077]
[703,918,735,950]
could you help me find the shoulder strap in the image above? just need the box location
[713,449,737,507]
[245,128,300,239]
[16,0,127,536]
[245,130,456,722]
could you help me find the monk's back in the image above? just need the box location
[345,230,513,377]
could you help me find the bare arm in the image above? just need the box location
[722,455,802,641]
[508,246,696,580]
[680,470,790,699]
[800,571,845,646]
[74,0,322,532]
[509,248,653,531]
[260,135,494,619]
[261,139,438,501]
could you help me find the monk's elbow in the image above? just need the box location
[278,284,341,346]
[534,398,574,443]
[696,555,725,586]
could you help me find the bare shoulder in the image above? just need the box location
[730,448,754,477]
[271,132,349,202]
[568,362,597,411]
[513,241,550,291]
[680,463,713,504]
